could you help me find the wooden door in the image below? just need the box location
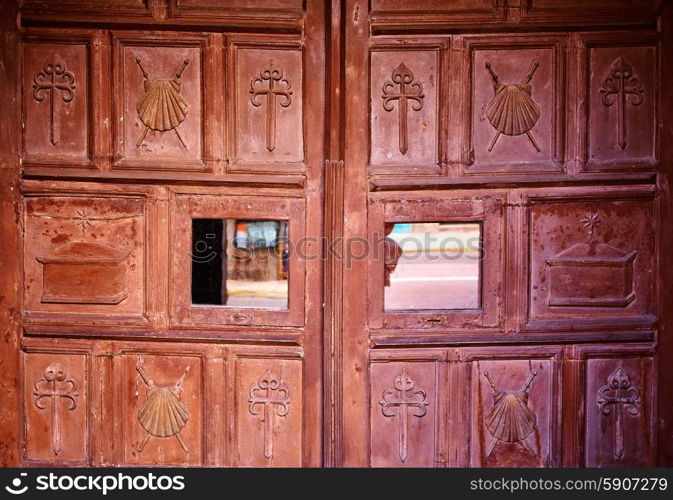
[1,0,672,468]
[337,0,673,467]
[1,0,324,467]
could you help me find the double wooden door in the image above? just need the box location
[0,0,671,467]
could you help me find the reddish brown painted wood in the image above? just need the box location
[657,0,673,466]
[2,0,671,468]
[0,0,21,467]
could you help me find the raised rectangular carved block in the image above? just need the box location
[527,195,655,326]
[38,242,130,304]
[583,39,658,169]
[112,33,207,170]
[22,35,91,166]
[23,195,146,322]
[116,352,203,466]
[370,43,443,175]
[232,354,302,467]
[465,36,564,173]
[546,242,636,307]
[370,358,439,467]
[23,351,88,464]
[230,40,304,173]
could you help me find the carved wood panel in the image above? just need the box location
[168,0,303,20]
[229,39,304,173]
[525,189,656,330]
[370,41,445,175]
[581,34,659,170]
[20,0,152,17]
[23,194,147,326]
[369,0,506,30]
[521,1,659,24]
[464,35,564,173]
[115,350,204,466]
[370,352,443,467]
[230,350,302,467]
[112,32,208,170]
[23,350,88,464]
[22,32,93,167]
[572,344,655,467]
[463,348,561,467]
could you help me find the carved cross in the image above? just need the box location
[600,57,644,150]
[74,209,94,236]
[250,61,293,152]
[33,363,79,455]
[32,58,76,146]
[381,63,425,155]
[379,368,428,463]
[248,370,290,460]
[597,367,641,460]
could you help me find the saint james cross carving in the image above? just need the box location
[32,57,76,146]
[33,363,79,456]
[248,370,290,460]
[379,368,428,463]
[381,63,425,155]
[597,367,641,460]
[249,61,293,152]
[600,57,644,150]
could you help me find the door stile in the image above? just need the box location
[341,0,372,467]
[0,0,22,467]
[656,0,673,466]
[323,0,346,467]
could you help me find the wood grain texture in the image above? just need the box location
[3,0,672,468]
[0,0,21,467]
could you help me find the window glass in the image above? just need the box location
[384,222,481,310]
[191,219,288,309]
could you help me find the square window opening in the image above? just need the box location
[191,218,289,309]
[383,222,482,311]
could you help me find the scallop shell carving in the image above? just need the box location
[138,385,189,438]
[483,369,538,457]
[136,79,189,132]
[485,391,537,443]
[486,83,540,136]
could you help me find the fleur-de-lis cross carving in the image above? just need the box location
[600,57,644,151]
[597,367,641,460]
[250,61,293,152]
[381,63,425,155]
[379,368,428,463]
[32,58,76,146]
[33,363,79,455]
[248,369,290,460]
